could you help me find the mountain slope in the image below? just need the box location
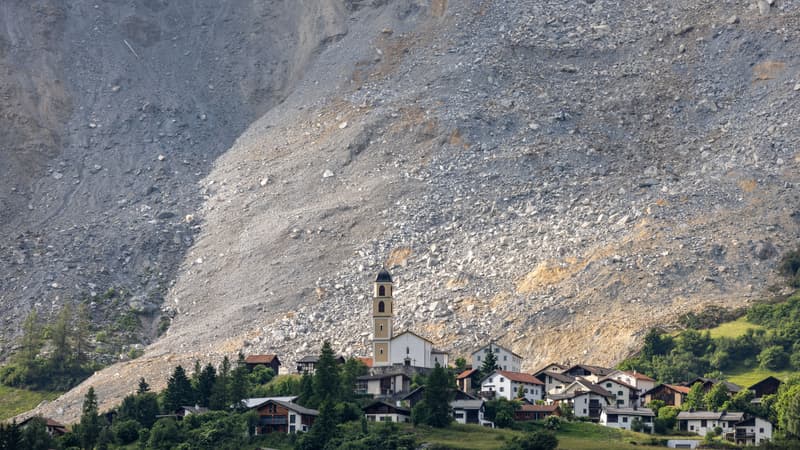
[14,0,800,422]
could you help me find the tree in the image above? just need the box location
[502,430,558,450]
[79,387,102,450]
[641,328,674,359]
[516,384,526,399]
[0,421,21,450]
[248,365,274,385]
[49,304,72,372]
[196,364,216,407]
[683,382,705,411]
[759,345,790,370]
[486,398,520,428]
[420,363,454,428]
[312,341,341,406]
[776,383,800,437]
[297,401,337,450]
[137,377,150,394]
[73,303,91,366]
[481,348,499,379]
[454,357,468,374]
[229,362,249,410]
[704,383,730,411]
[209,357,231,410]
[17,311,43,373]
[18,417,54,450]
[163,365,194,412]
[340,358,368,401]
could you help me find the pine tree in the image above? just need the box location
[137,377,150,394]
[73,303,91,366]
[421,363,454,428]
[300,373,315,406]
[163,366,195,412]
[49,304,72,372]
[210,357,231,410]
[17,311,43,373]
[312,341,341,405]
[196,364,216,407]
[298,401,337,450]
[79,387,102,450]
[481,347,499,379]
[229,356,249,410]
[340,358,368,401]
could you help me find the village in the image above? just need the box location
[199,270,779,447]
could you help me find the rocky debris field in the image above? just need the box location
[15,0,800,423]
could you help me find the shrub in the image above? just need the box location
[758,345,789,370]
[543,415,561,430]
[111,419,140,445]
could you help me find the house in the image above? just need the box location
[250,399,318,434]
[748,376,782,399]
[548,379,613,421]
[401,385,476,408]
[536,371,575,395]
[676,411,745,437]
[456,368,479,393]
[731,416,773,445]
[533,362,568,375]
[355,372,411,397]
[18,416,67,437]
[370,270,449,369]
[176,405,210,418]
[451,399,488,425]
[599,407,655,433]
[244,354,281,374]
[682,377,742,395]
[515,404,561,422]
[480,370,544,403]
[606,370,657,397]
[562,364,614,383]
[296,354,345,374]
[471,342,523,372]
[596,376,639,408]
[363,400,411,423]
[642,384,690,407]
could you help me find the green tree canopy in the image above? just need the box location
[163,365,195,412]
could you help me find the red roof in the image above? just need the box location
[357,357,373,368]
[457,368,478,379]
[244,354,279,364]
[519,404,559,412]
[496,370,544,385]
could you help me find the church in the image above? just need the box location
[371,269,448,369]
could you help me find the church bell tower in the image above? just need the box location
[372,268,394,367]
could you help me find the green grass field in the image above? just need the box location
[725,366,794,387]
[707,317,764,339]
[412,421,687,450]
[0,385,61,421]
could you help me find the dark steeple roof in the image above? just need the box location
[376,268,393,283]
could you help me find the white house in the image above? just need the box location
[363,400,411,423]
[355,373,412,397]
[599,407,655,432]
[480,370,544,403]
[677,411,745,437]
[536,371,576,395]
[534,362,568,375]
[733,417,773,446]
[607,370,656,404]
[388,331,449,368]
[597,376,638,408]
[471,343,523,372]
[451,399,488,425]
[548,379,613,420]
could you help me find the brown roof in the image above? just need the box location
[457,368,478,379]
[244,354,279,364]
[664,384,691,394]
[496,370,544,385]
[519,404,559,412]
[626,371,656,382]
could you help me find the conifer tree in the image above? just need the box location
[210,357,231,410]
[49,304,72,372]
[312,341,341,405]
[421,363,454,428]
[137,377,150,394]
[229,354,249,410]
[79,387,102,450]
[18,311,43,373]
[73,303,91,366]
[481,347,499,379]
[196,364,216,407]
[163,366,194,412]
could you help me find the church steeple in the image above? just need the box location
[372,269,393,366]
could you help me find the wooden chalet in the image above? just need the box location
[244,354,281,374]
[363,400,411,423]
[515,404,561,422]
[642,384,690,407]
[251,399,317,434]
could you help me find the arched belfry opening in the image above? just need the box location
[378,285,386,297]
[378,301,385,313]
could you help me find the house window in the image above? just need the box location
[622,417,628,423]
[504,356,508,361]
[690,425,695,431]
[608,415,618,423]
[499,377,504,382]
[477,356,481,361]
[760,428,764,433]
[290,425,296,433]
[606,383,613,388]
[379,286,386,296]
[583,409,587,414]
[289,414,296,423]
[406,347,410,354]
[618,391,623,396]
[701,420,707,427]
[500,387,504,392]
[378,301,385,313]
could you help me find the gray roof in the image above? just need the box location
[297,355,319,363]
[376,268,393,282]
[242,396,298,409]
[677,411,745,421]
[272,399,319,416]
[357,372,411,381]
[542,371,575,383]
[604,407,654,417]
[451,400,484,410]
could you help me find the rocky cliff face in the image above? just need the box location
[8,0,800,422]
